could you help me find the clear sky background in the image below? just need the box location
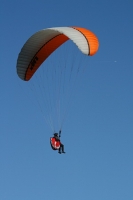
[1,0,133,200]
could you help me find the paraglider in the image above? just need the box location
[50,130,65,154]
[16,26,99,153]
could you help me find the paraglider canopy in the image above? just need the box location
[17,26,99,81]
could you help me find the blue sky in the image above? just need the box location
[1,0,133,199]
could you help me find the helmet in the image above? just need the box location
[54,133,58,136]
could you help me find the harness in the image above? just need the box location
[50,137,61,150]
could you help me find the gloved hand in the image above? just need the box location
[59,130,61,136]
